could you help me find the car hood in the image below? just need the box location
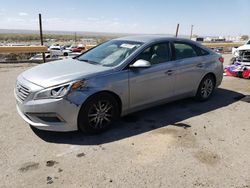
[237,45,250,51]
[21,59,111,88]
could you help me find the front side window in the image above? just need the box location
[136,42,171,65]
[77,40,143,67]
[174,42,198,60]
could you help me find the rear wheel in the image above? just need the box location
[195,74,215,101]
[78,93,119,134]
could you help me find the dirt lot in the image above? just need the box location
[0,54,250,188]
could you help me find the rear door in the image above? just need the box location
[171,41,206,96]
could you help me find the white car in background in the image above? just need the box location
[61,52,81,59]
[29,53,62,61]
[232,40,250,66]
[65,45,77,51]
[48,46,71,56]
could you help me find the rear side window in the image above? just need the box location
[136,42,171,65]
[174,42,198,60]
[195,46,210,56]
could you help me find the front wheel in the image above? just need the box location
[78,93,119,134]
[195,75,215,101]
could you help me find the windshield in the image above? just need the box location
[76,40,143,66]
[247,40,250,45]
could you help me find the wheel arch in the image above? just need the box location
[195,72,217,98]
[77,90,122,128]
[91,90,122,115]
[198,72,217,89]
[205,72,216,85]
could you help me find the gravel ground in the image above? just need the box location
[0,54,250,188]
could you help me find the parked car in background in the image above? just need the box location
[234,50,250,66]
[211,47,224,54]
[4,56,17,62]
[29,53,50,60]
[62,52,82,59]
[29,53,62,61]
[232,40,250,66]
[232,40,250,57]
[15,35,223,133]
[48,46,71,56]
[65,45,77,51]
[71,46,86,53]
[62,44,71,50]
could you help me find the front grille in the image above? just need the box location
[16,82,30,101]
[239,51,250,62]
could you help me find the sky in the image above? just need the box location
[0,0,249,36]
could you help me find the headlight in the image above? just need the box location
[34,80,86,100]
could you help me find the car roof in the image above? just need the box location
[114,35,193,43]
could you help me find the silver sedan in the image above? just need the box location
[15,35,223,133]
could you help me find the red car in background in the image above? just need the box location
[71,46,86,52]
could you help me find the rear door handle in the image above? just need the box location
[165,70,173,75]
[196,63,203,68]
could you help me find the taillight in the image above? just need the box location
[219,57,224,63]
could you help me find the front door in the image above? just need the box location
[128,42,176,109]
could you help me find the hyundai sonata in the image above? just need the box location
[15,36,223,133]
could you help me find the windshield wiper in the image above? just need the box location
[77,58,99,65]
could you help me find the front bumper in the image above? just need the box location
[239,61,250,66]
[16,95,80,132]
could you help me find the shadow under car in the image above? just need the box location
[31,88,248,145]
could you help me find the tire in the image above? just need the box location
[195,74,215,101]
[78,93,119,134]
[230,57,236,65]
[63,52,68,56]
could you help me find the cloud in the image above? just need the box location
[19,12,28,16]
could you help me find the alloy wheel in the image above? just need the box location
[200,78,214,98]
[87,100,113,129]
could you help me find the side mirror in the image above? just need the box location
[129,59,151,68]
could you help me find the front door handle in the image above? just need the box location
[165,70,173,75]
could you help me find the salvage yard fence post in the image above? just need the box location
[39,13,46,63]
[175,23,179,37]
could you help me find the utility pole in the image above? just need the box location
[74,32,77,43]
[175,23,179,37]
[39,13,45,63]
[190,25,194,39]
